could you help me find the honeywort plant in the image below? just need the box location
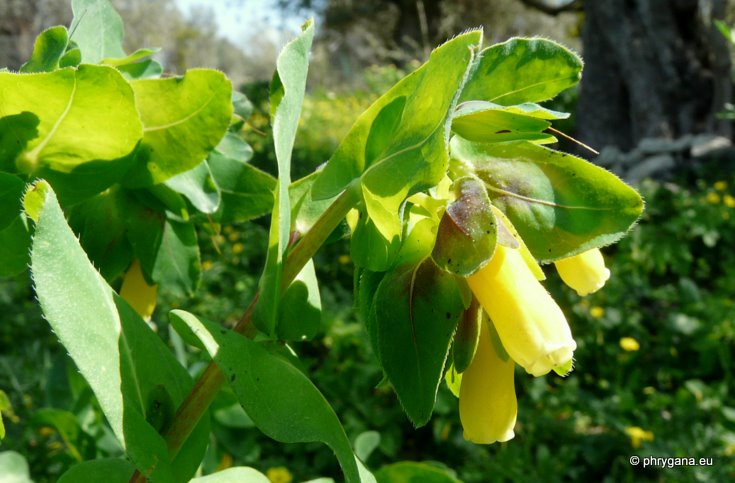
[0,0,643,480]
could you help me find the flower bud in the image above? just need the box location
[459,320,516,444]
[554,248,610,296]
[467,244,575,377]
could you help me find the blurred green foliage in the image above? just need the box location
[1,78,734,481]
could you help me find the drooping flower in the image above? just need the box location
[554,248,611,296]
[467,243,576,377]
[459,318,517,444]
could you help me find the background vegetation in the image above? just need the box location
[1,0,734,482]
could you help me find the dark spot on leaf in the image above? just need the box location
[446,312,452,319]
[230,374,236,382]
[220,329,227,335]
[496,129,511,134]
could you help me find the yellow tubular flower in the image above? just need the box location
[467,244,576,377]
[459,319,516,444]
[554,248,610,296]
[120,259,158,320]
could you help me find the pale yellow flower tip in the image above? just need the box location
[460,321,517,444]
[555,248,611,296]
[468,244,576,377]
[120,259,158,320]
[619,337,640,352]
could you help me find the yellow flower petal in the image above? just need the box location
[460,320,517,444]
[468,244,576,377]
[555,248,610,296]
[120,259,158,320]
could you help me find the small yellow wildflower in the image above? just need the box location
[714,181,728,191]
[619,337,640,352]
[201,260,213,271]
[459,320,517,444]
[227,232,239,242]
[555,248,610,296]
[724,194,735,208]
[706,192,721,204]
[625,426,654,448]
[266,466,293,483]
[232,243,244,255]
[590,306,605,319]
[467,244,576,377]
[338,254,351,265]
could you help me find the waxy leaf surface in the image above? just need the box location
[0,66,141,173]
[451,138,643,261]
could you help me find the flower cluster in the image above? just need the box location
[456,224,610,444]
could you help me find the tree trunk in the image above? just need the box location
[576,0,732,152]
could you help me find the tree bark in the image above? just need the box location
[576,0,732,152]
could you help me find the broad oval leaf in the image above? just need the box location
[20,26,69,73]
[450,137,644,262]
[313,30,483,242]
[452,101,555,144]
[164,161,221,215]
[69,0,125,64]
[0,65,142,174]
[459,37,583,105]
[126,69,233,186]
[169,310,364,483]
[28,182,208,482]
[373,259,466,426]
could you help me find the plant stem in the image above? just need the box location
[129,180,361,483]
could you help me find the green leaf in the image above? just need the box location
[431,176,497,276]
[459,37,583,105]
[59,48,82,68]
[69,0,125,64]
[20,26,69,73]
[0,451,33,483]
[208,152,275,223]
[255,20,314,336]
[28,183,208,482]
[31,408,95,461]
[0,112,40,171]
[451,101,555,144]
[314,31,482,199]
[169,310,365,483]
[190,467,270,482]
[0,215,31,277]
[126,69,233,186]
[0,65,142,174]
[118,59,163,80]
[350,215,401,271]
[232,91,254,121]
[164,161,221,215]
[373,259,465,426]
[451,138,644,261]
[102,48,159,67]
[152,219,201,297]
[68,189,133,280]
[354,431,381,462]
[452,298,482,373]
[277,260,322,341]
[58,459,136,483]
[0,173,25,229]
[375,462,460,483]
[313,30,482,243]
